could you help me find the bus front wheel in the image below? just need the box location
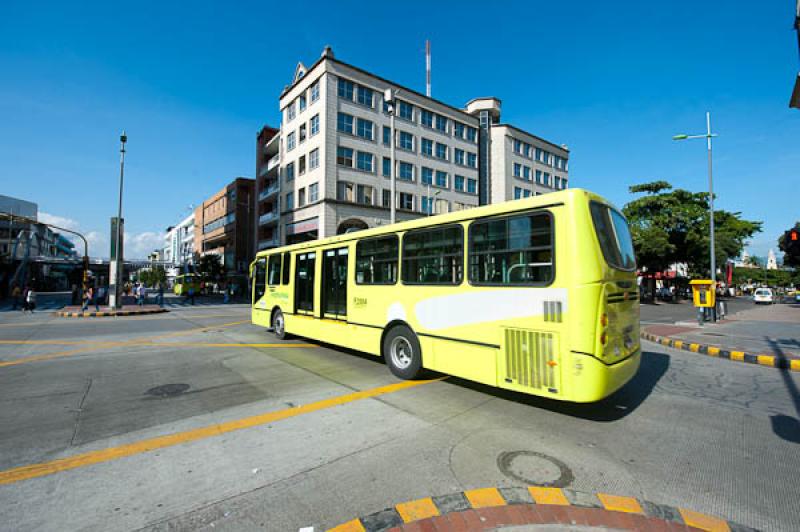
[272,308,288,340]
[383,325,422,380]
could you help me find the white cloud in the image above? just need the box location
[38,212,81,231]
[124,231,165,260]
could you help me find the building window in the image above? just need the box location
[338,78,354,100]
[514,186,523,199]
[523,166,531,180]
[299,123,307,143]
[435,142,448,160]
[513,162,522,177]
[356,235,398,285]
[454,174,465,191]
[337,181,353,202]
[286,102,296,122]
[310,81,320,102]
[286,191,294,209]
[299,187,306,207]
[466,127,477,143]
[399,101,414,121]
[398,162,414,181]
[337,146,354,167]
[286,162,295,181]
[467,152,477,168]
[421,167,433,185]
[525,144,532,158]
[421,109,434,128]
[536,170,543,184]
[382,189,391,207]
[421,196,433,215]
[299,95,307,112]
[287,131,296,151]
[513,139,523,154]
[356,118,374,141]
[469,212,553,285]
[356,151,374,173]
[467,178,477,194]
[310,114,320,136]
[562,178,568,189]
[402,225,463,285]
[309,148,319,170]
[435,115,448,133]
[398,192,414,210]
[382,157,390,177]
[357,184,374,205]
[543,172,550,186]
[454,148,465,165]
[309,182,319,203]
[357,86,374,107]
[383,126,391,146]
[421,138,433,156]
[398,131,414,151]
[298,155,306,175]
[337,112,353,134]
[454,122,465,139]
[435,170,448,188]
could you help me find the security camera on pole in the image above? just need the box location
[109,131,127,309]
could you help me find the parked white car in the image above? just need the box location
[753,288,774,305]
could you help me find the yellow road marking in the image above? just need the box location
[528,486,569,506]
[757,355,775,367]
[396,497,439,522]
[464,487,506,508]
[0,321,250,368]
[678,508,730,531]
[597,493,643,514]
[328,519,366,532]
[0,340,316,348]
[0,377,444,485]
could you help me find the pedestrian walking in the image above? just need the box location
[82,286,93,312]
[157,282,164,307]
[11,284,21,311]
[25,287,36,313]
[186,284,195,305]
[137,283,146,306]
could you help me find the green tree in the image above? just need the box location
[778,222,800,267]
[197,254,225,282]
[623,181,762,278]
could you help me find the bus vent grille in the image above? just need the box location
[504,328,556,390]
[543,301,562,322]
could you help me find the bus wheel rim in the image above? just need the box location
[390,337,413,369]
[275,313,284,334]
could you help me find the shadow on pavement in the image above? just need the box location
[432,350,669,422]
[767,336,800,445]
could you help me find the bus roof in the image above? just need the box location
[254,188,614,259]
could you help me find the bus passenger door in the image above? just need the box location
[252,258,266,309]
[295,252,316,315]
[322,247,348,320]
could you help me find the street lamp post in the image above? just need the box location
[384,88,400,224]
[110,131,127,309]
[674,111,718,320]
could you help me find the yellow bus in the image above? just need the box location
[173,274,198,296]
[250,189,640,403]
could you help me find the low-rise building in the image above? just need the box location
[194,178,255,275]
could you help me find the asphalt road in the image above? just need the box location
[0,304,798,532]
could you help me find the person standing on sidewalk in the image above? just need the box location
[157,282,164,307]
[11,284,21,311]
[25,286,36,313]
[186,285,195,305]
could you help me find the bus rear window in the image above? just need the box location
[590,202,636,271]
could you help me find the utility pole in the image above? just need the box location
[109,131,127,309]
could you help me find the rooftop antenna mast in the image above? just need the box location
[425,40,431,97]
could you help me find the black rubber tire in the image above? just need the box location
[382,324,423,380]
[272,308,289,340]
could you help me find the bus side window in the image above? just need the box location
[282,252,291,284]
[267,255,281,286]
[253,258,266,302]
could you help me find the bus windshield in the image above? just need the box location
[590,202,636,271]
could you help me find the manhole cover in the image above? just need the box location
[146,383,190,398]
[497,451,573,487]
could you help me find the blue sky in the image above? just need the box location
[1,1,798,259]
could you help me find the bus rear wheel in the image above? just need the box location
[383,325,422,380]
[272,308,289,340]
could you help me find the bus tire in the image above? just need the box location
[383,325,422,380]
[272,308,289,340]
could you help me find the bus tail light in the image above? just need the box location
[600,313,608,327]
[600,331,608,345]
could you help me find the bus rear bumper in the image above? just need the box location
[570,348,641,403]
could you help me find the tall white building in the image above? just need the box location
[767,249,777,270]
[257,48,569,247]
[162,212,195,266]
